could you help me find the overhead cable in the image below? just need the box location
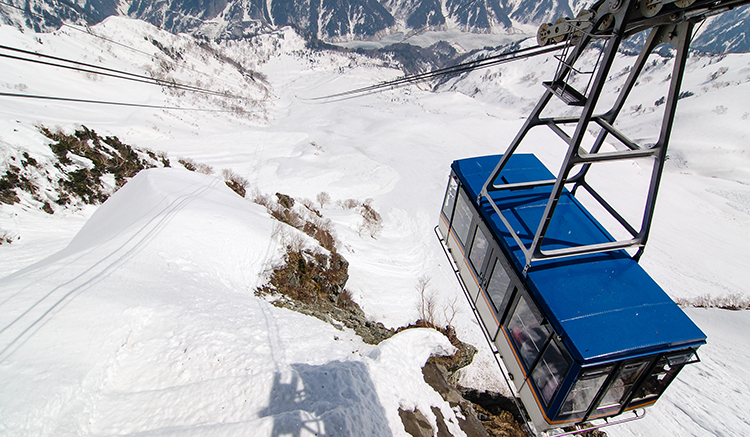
[0,0,256,94]
[309,42,564,101]
[0,45,248,100]
[0,91,242,112]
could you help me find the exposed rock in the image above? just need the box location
[460,388,527,437]
[428,324,477,375]
[275,192,295,209]
[399,407,435,437]
[422,362,489,437]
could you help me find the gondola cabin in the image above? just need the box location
[437,154,706,433]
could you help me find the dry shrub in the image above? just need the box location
[178,157,197,171]
[179,158,212,174]
[222,168,249,198]
[195,163,213,174]
[415,276,438,328]
[316,191,331,208]
[302,216,336,252]
[157,151,171,167]
[358,202,383,238]
[252,190,338,252]
[302,198,322,217]
[340,198,359,209]
[337,288,356,310]
[267,202,303,228]
[443,295,460,328]
[279,229,307,253]
[251,189,272,207]
[334,197,384,238]
[675,293,750,311]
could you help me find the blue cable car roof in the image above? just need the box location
[452,154,706,364]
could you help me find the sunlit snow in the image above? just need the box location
[1,16,749,436]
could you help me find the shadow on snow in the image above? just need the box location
[260,360,392,437]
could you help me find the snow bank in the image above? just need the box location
[0,168,465,436]
[366,328,460,436]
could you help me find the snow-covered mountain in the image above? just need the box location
[692,6,750,53]
[3,0,749,52]
[1,15,750,437]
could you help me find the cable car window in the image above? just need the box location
[596,361,648,414]
[469,226,490,272]
[507,294,550,370]
[531,339,571,406]
[560,366,613,415]
[486,259,511,313]
[442,176,458,221]
[452,191,473,245]
[630,351,692,405]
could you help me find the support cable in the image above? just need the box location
[308,42,565,101]
[0,45,248,100]
[0,0,260,96]
[0,91,241,112]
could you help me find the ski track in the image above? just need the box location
[0,177,220,363]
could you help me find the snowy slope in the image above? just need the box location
[0,168,459,435]
[1,16,749,436]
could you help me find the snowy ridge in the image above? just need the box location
[1,16,750,436]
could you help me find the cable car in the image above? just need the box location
[430,0,748,432]
[437,154,705,433]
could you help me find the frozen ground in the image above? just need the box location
[1,17,749,436]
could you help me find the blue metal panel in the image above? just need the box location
[452,154,706,364]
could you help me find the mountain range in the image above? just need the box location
[1,0,748,53]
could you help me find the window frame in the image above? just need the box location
[469,225,491,275]
[505,291,551,371]
[592,360,650,416]
[531,336,573,407]
[441,175,459,222]
[485,257,513,316]
[451,190,474,246]
[558,365,614,417]
[628,349,697,407]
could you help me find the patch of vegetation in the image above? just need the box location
[254,191,491,433]
[0,167,22,205]
[675,293,750,311]
[1,154,55,212]
[222,169,248,197]
[258,243,351,306]
[338,197,384,238]
[39,125,167,206]
[253,190,391,344]
[148,37,183,61]
[256,236,394,345]
[1,126,169,213]
[178,157,213,174]
[179,158,249,198]
[253,191,337,252]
